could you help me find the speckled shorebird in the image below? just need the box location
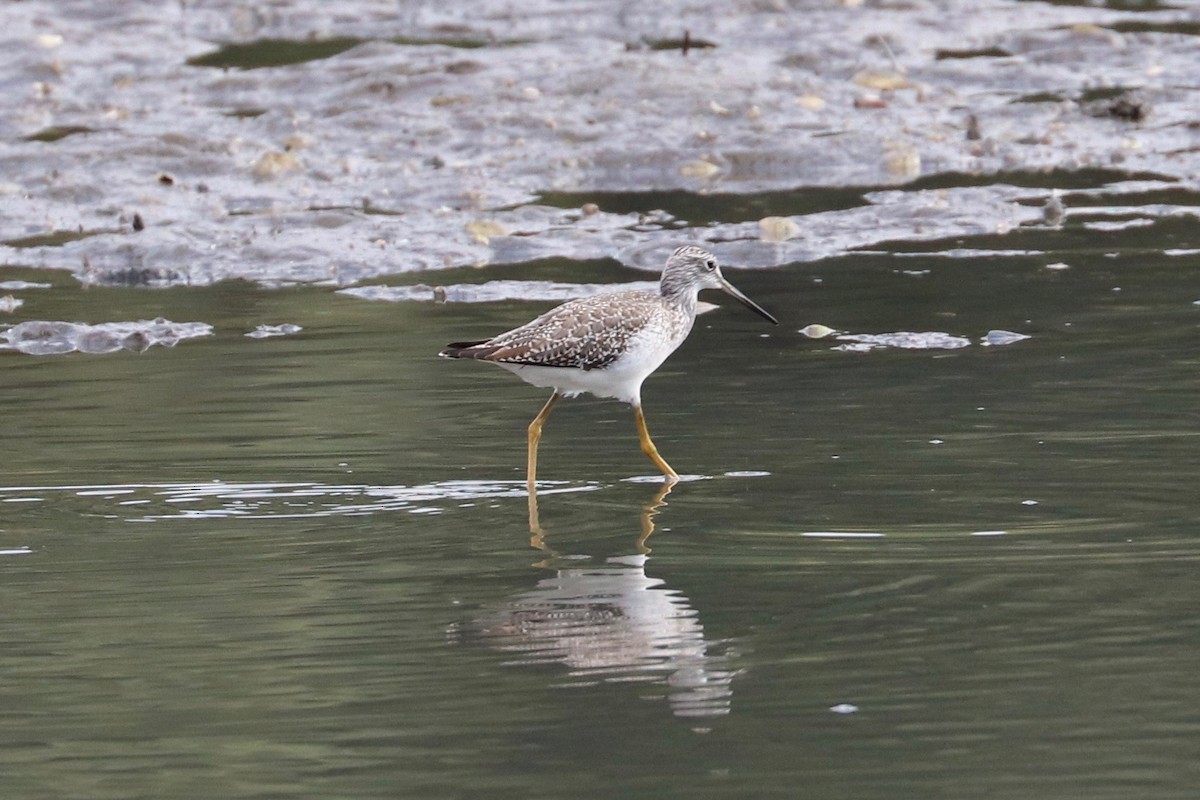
[439,245,779,489]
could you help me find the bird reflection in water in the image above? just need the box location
[471,482,735,718]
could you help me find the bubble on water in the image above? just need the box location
[834,331,970,352]
[246,323,303,338]
[982,330,1031,346]
[76,329,125,354]
[1,319,212,355]
[623,474,710,484]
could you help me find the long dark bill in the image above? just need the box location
[718,275,779,325]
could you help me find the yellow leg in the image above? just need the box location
[527,391,561,497]
[634,403,680,482]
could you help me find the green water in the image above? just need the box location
[4,217,1200,798]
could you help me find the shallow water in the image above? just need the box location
[5,199,1200,797]
[6,0,1200,793]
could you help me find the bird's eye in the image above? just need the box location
[704,259,717,271]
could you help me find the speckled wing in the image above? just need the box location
[442,290,656,370]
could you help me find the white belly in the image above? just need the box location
[496,327,685,406]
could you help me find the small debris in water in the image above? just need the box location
[1021,499,1039,506]
[1045,262,1070,271]
[465,219,506,244]
[642,31,718,53]
[1,318,212,355]
[246,323,303,339]
[799,324,837,339]
[1086,90,1151,123]
[1042,194,1066,226]
[929,439,944,445]
[971,530,1008,536]
[853,70,909,91]
[132,212,145,232]
[965,113,981,141]
[679,159,721,179]
[758,216,802,243]
[885,141,921,178]
[829,703,859,714]
[251,151,300,179]
[0,296,23,313]
[982,330,1031,346]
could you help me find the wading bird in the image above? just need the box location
[440,246,778,491]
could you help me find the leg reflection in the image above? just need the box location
[528,478,676,556]
[636,480,674,555]
[474,478,734,719]
[528,483,547,551]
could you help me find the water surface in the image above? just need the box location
[4,206,1200,797]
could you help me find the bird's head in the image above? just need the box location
[662,246,779,325]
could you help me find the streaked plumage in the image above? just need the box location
[440,245,778,486]
[443,289,672,372]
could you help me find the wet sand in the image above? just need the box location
[1,0,1197,287]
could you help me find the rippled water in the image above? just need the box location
[5,203,1200,797]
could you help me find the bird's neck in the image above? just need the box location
[659,280,699,317]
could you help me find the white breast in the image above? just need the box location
[497,314,692,406]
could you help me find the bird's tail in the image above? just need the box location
[439,340,492,359]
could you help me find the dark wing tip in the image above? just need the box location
[440,339,497,359]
